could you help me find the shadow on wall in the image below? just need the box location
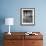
[0,33,4,46]
[0,16,5,46]
[0,16,5,31]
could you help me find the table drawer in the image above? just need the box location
[24,40,43,46]
[4,40,16,46]
[4,35,24,40]
[25,35,43,40]
[4,40,24,46]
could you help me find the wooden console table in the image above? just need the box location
[4,32,43,46]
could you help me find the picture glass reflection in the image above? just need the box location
[23,10,33,23]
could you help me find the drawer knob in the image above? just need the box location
[32,42,35,44]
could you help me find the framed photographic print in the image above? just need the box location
[20,8,35,25]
